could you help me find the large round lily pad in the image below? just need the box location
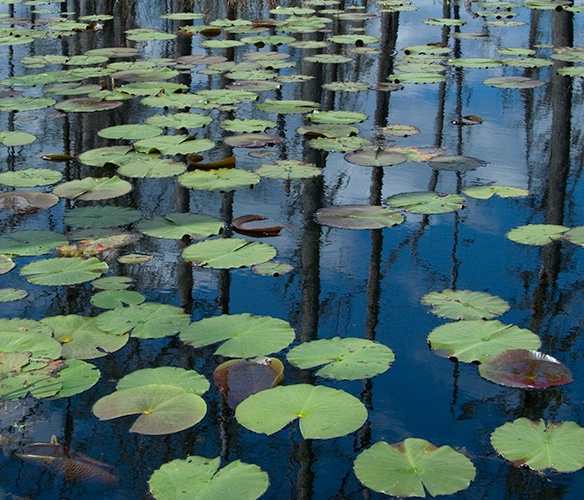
[428,155,485,171]
[180,313,295,358]
[54,98,123,113]
[78,146,133,167]
[345,148,408,167]
[64,206,141,228]
[287,337,394,380]
[0,168,62,187]
[386,192,466,214]
[145,113,212,129]
[308,110,367,125]
[0,230,67,257]
[148,456,269,500]
[235,384,367,439]
[138,213,223,240]
[179,169,260,192]
[20,257,109,286]
[53,176,132,201]
[354,439,476,497]
[182,239,276,269]
[506,224,568,245]
[116,154,186,179]
[421,289,510,320]
[255,160,322,180]
[97,124,163,140]
[491,418,584,473]
[427,319,541,363]
[315,205,404,230]
[117,367,209,396]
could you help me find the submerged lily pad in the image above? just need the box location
[354,439,476,498]
[235,384,367,439]
[315,205,404,230]
[491,419,584,473]
[479,349,573,389]
[252,261,293,276]
[428,155,485,171]
[506,224,568,245]
[255,160,321,180]
[148,456,269,500]
[20,257,109,286]
[64,206,141,228]
[180,313,294,358]
[421,290,510,320]
[287,337,394,380]
[386,192,466,214]
[53,176,132,201]
[483,76,545,89]
[138,213,223,240]
[345,148,408,167]
[427,320,541,363]
[309,136,369,153]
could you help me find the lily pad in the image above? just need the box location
[64,206,141,228]
[315,205,404,230]
[448,58,501,68]
[182,239,276,269]
[564,226,584,246]
[0,96,56,112]
[428,155,485,171]
[255,160,322,180]
[354,439,476,497]
[0,256,15,274]
[252,261,293,276]
[0,130,36,147]
[97,124,163,140]
[235,384,367,439]
[145,113,212,129]
[0,230,67,257]
[91,290,146,309]
[20,257,109,286]
[427,320,541,363]
[138,213,223,240]
[220,119,277,133]
[54,98,123,113]
[386,192,466,214]
[345,148,408,167]
[180,313,294,358]
[287,337,394,380]
[463,185,529,199]
[0,288,27,302]
[297,124,359,139]
[0,168,61,187]
[94,302,190,339]
[483,76,545,89]
[78,146,133,167]
[53,176,132,201]
[506,224,568,245]
[117,367,209,396]
[148,456,269,500]
[179,169,260,192]
[421,290,510,320]
[479,349,573,389]
[256,99,319,114]
[0,191,59,213]
[116,154,187,179]
[92,384,206,435]
[491,418,584,473]
[308,110,367,125]
[309,136,369,153]
[224,133,282,148]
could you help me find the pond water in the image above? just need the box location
[0,0,584,498]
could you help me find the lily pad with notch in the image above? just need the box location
[386,192,466,214]
[506,224,568,245]
[91,290,146,310]
[64,206,141,229]
[53,176,132,201]
[256,99,319,114]
[138,213,223,240]
[116,154,187,179]
[97,124,163,141]
[464,185,529,199]
[0,96,56,112]
[20,257,109,286]
[179,169,260,192]
[117,367,209,396]
[345,148,408,167]
[255,160,322,180]
[315,205,404,230]
[0,230,67,257]
[182,239,276,269]
[78,145,133,167]
[220,119,277,133]
[133,135,214,156]
[224,133,282,148]
[145,113,212,130]
[421,289,510,320]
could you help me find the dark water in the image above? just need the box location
[0,0,583,498]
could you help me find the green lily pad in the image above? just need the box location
[117,367,209,396]
[421,290,510,320]
[506,224,568,245]
[463,185,529,199]
[55,359,100,398]
[427,319,541,363]
[564,226,584,246]
[428,155,485,171]
[148,456,269,500]
[344,148,408,167]
[297,124,359,139]
[0,329,62,364]
[64,206,140,228]
[41,315,128,359]
[304,54,353,64]
[133,136,214,156]
[78,145,133,167]
[0,255,15,274]
[379,124,420,137]
[94,302,190,339]
[182,239,276,269]
[180,313,294,358]
[52,176,132,201]
[119,81,188,96]
[91,290,146,309]
[91,276,133,290]
[125,28,176,42]
[0,168,61,187]
[97,124,163,140]
[0,288,27,302]
[501,57,552,68]
[54,98,123,113]
[321,81,370,92]
[256,99,319,114]
[329,34,379,45]
[255,160,322,180]
[0,96,56,112]
[201,39,245,49]
[479,349,573,389]
[448,58,501,68]
[308,110,367,125]
[20,257,109,286]
[117,254,152,264]
[0,361,63,400]
[491,418,584,473]
[0,230,67,257]
[145,113,212,129]
[483,76,545,89]
[220,119,277,133]
[354,439,476,497]
[309,136,370,153]
[235,384,367,439]
[425,17,467,26]
[388,72,446,84]
[138,213,223,240]
[386,192,466,214]
[252,261,293,277]
[287,337,394,380]
[92,384,206,435]
[179,169,260,192]
[0,131,36,147]
[315,205,404,230]
[116,154,187,179]
[556,67,584,78]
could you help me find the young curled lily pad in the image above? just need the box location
[463,185,529,199]
[315,205,404,230]
[235,384,367,439]
[506,224,568,245]
[345,148,408,167]
[354,439,476,498]
[20,257,109,286]
[386,192,466,214]
[479,349,573,389]
[287,337,394,380]
[421,290,510,320]
[491,419,584,473]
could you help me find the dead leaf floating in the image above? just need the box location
[232,215,283,237]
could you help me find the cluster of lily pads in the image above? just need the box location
[0,0,583,498]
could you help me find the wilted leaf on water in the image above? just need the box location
[428,155,485,171]
[491,418,584,473]
[182,239,276,269]
[287,337,395,380]
[232,215,283,237]
[427,319,541,363]
[0,230,67,257]
[214,357,284,409]
[138,213,223,240]
[345,148,408,167]
[117,367,209,396]
[451,115,483,126]
[354,439,476,498]
[235,384,367,439]
[386,192,466,214]
[506,224,568,245]
[421,289,510,320]
[148,456,269,500]
[315,205,404,230]
[180,313,294,358]
[479,349,573,389]
[0,288,27,302]
[16,439,118,485]
[463,185,529,199]
[21,257,109,286]
[93,384,206,435]
[0,191,59,213]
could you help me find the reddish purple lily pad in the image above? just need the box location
[479,349,573,389]
[224,133,283,148]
